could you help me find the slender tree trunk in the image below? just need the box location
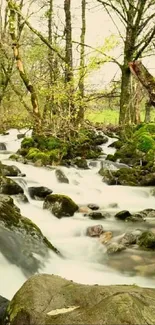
[7,0,42,133]
[64,0,75,124]
[43,0,54,125]
[64,0,73,83]
[145,101,151,123]
[119,62,131,124]
[77,0,86,124]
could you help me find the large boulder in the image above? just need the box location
[0,164,24,177]
[28,186,52,200]
[0,195,59,276]
[43,194,78,218]
[4,274,155,325]
[0,176,23,195]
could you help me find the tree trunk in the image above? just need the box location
[129,61,155,107]
[64,0,73,83]
[77,0,86,124]
[145,101,151,123]
[119,62,131,124]
[64,0,75,122]
[7,0,42,133]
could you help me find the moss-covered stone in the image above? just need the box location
[73,158,89,169]
[0,195,60,276]
[0,164,22,177]
[138,231,155,249]
[43,194,79,218]
[21,137,35,148]
[0,176,23,195]
[6,274,155,325]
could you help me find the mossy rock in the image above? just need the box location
[0,164,22,177]
[138,231,155,249]
[21,137,35,149]
[5,274,155,325]
[0,195,59,276]
[73,158,89,169]
[43,194,79,218]
[0,176,24,195]
[106,154,117,162]
[109,140,122,149]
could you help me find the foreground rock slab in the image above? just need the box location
[4,274,155,325]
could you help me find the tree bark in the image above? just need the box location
[129,61,155,107]
[77,0,86,124]
[64,0,75,122]
[7,0,42,133]
[144,101,151,123]
[64,0,73,83]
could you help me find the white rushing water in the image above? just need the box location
[0,129,155,300]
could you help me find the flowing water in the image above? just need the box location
[1,129,155,300]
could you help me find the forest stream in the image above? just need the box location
[1,129,155,300]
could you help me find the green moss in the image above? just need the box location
[21,137,35,148]
[136,134,155,153]
[44,194,79,218]
[26,148,40,160]
[138,231,155,249]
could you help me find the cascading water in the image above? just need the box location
[1,129,155,300]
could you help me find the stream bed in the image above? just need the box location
[1,129,155,299]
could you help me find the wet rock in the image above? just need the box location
[0,195,59,276]
[126,213,146,222]
[86,225,104,237]
[115,210,131,221]
[0,164,23,177]
[73,158,89,169]
[17,133,25,139]
[79,206,91,214]
[99,231,113,244]
[87,204,99,211]
[0,295,9,323]
[55,169,69,184]
[136,209,155,219]
[88,212,106,220]
[43,194,78,218]
[138,231,155,249]
[135,264,155,276]
[0,176,23,195]
[94,134,108,145]
[119,232,138,246]
[108,140,122,149]
[99,168,116,185]
[140,173,155,186]
[106,242,126,255]
[28,186,52,200]
[0,143,6,150]
[14,193,29,203]
[34,159,43,167]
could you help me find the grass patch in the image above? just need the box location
[86,109,155,125]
